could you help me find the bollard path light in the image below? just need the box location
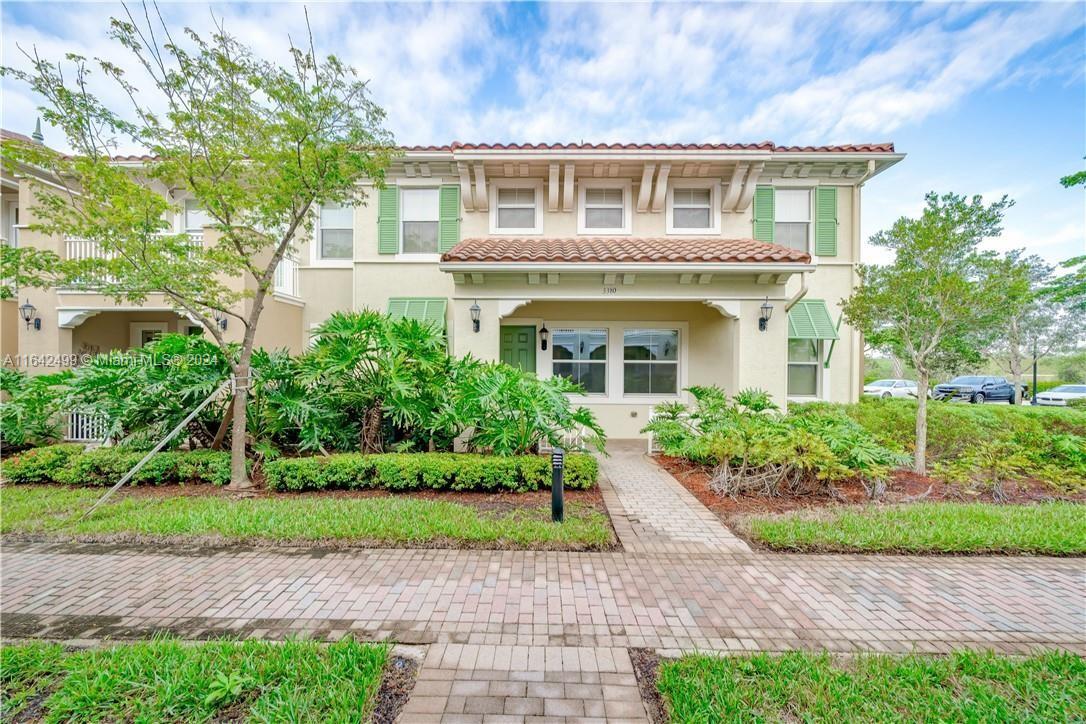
[551,447,565,523]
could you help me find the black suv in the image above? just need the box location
[933,376,1019,404]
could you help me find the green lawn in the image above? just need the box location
[0,486,614,549]
[744,502,1086,555]
[1,639,388,722]
[657,650,1086,723]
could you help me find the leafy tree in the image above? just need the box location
[987,251,1085,401]
[1050,164,1086,311]
[1,7,393,486]
[842,192,1014,475]
[0,367,70,448]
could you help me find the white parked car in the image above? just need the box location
[863,379,919,398]
[1035,385,1086,407]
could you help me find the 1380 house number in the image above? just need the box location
[602,287,619,295]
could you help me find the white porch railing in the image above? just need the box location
[274,255,300,297]
[65,411,109,443]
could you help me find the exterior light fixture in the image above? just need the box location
[539,323,549,351]
[212,308,228,331]
[758,297,773,332]
[18,299,40,330]
[470,300,481,333]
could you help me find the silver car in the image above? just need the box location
[1035,385,1086,407]
[862,379,919,399]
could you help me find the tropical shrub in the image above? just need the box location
[0,368,71,448]
[442,361,605,456]
[63,334,232,449]
[263,452,598,492]
[643,386,904,498]
[2,444,233,486]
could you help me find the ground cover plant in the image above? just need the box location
[656,650,1086,723]
[0,486,614,549]
[741,501,1086,555]
[797,398,1086,493]
[642,386,906,498]
[0,638,388,722]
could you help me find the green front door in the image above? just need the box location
[500,325,537,372]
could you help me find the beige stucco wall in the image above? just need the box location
[1,299,18,362]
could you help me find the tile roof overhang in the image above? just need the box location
[439,237,814,273]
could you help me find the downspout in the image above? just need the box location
[784,271,808,312]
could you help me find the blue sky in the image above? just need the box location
[2,1,1083,266]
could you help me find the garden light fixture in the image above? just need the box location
[18,299,40,330]
[758,297,773,332]
[470,300,481,333]
[539,323,549,351]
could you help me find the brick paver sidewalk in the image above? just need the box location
[598,440,750,554]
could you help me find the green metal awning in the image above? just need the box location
[387,297,448,331]
[788,299,839,340]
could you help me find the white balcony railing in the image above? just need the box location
[274,255,299,297]
[65,411,109,443]
[64,232,203,288]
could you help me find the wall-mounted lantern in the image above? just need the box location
[470,300,481,333]
[212,308,228,331]
[758,297,774,332]
[18,299,40,330]
[539,323,549,351]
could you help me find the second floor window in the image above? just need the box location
[775,189,811,252]
[402,188,440,253]
[184,199,211,231]
[319,203,353,260]
[495,187,538,232]
[583,187,626,231]
[670,187,713,231]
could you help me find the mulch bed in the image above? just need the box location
[629,647,668,723]
[371,654,419,724]
[654,454,1083,520]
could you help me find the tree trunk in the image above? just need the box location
[914,370,929,476]
[890,355,904,379]
[228,357,252,488]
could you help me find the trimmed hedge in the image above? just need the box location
[2,445,233,487]
[263,452,599,493]
[2,445,599,493]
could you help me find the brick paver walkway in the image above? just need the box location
[598,440,749,554]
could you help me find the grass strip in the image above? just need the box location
[0,486,613,548]
[745,501,1086,554]
[1,638,388,722]
[657,650,1086,723]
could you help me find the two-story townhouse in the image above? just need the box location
[296,142,902,437]
[6,130,902,440]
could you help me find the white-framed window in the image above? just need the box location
[775,189,812,252]
[666,182,720,234]
[551,328,607,395]
[401,187,440,253]
[184,199,211,231]
[491,181,542,234]
[787,339,821,397]
[578,180,631,234]
[317,203,353,260]
[623,329,679,395]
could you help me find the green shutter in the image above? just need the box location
[438,185,460,253]
[377,186,399,255]
[752,186,775,242]
[787,299,839,340]
[815,187,837,256]
[387,297,447,331]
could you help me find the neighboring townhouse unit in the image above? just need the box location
[4,132,902,439]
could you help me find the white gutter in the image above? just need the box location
[784,271,809,312]
[439,261,815,274]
